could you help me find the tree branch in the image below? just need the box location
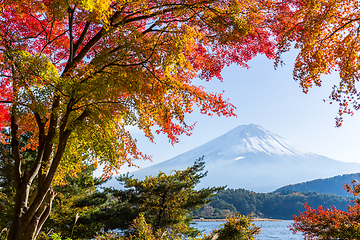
[27,112,45,184]
[10,115,21,190]
[324,18,360,41]
[68,6,75,65]
[73,21,91,55]
[62,10,122,75]
[38,94,60,189]
[62,1,212,76]
[34,189,56,238]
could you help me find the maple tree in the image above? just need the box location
[275,1,360,238]
[276,1,360,236]
[0,135,107,239]
[290,182,360,239]
[274,0,360,126]
[0,0,280,239]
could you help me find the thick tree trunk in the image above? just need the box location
[8,174,56,240]
[7,99,71,240]
[8,186,56,240]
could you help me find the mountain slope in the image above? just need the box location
[203,188,353,220]
[120,124,360,192]
[273,173,360,197]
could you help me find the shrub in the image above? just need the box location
[203,215,260,240]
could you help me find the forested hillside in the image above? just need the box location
[273,173,360,197]
[192,189,355,220]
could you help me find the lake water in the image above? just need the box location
[193,220,303,239]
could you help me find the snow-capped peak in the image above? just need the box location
[204,124,312,157]
[112,123,360,193]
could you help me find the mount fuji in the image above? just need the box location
[124,124,360,192]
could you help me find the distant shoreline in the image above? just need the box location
[192,218,283,222]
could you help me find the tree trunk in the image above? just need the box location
[8,186,56,240]
[7,102,72,240]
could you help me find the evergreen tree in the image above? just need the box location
[42,164,108,239]
[0,131,14,232]
[93,157,224,238]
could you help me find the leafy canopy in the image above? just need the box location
[275,0,360,126]
[0,0,278,180]
[0,0,280,238]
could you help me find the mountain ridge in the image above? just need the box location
[114,124,360,192]
[273,173,360,197]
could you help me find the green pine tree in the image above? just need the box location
[93,157,224,239]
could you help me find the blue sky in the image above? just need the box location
[120,50,360,173]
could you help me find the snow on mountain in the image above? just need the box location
[109,124,360,192]
[190,123,311,158]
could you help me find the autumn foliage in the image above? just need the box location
[291,181,360,239]
[0,0,284,239]
[3,0,360,238]
[275,0,360,126]
[0,0,278,178]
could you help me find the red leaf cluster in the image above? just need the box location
[291,183,360,239]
